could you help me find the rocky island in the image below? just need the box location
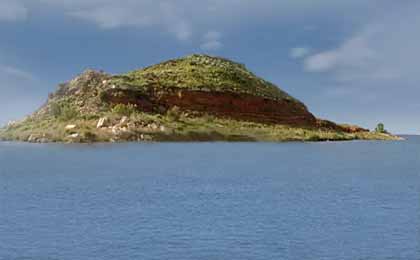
[0,54,400,143]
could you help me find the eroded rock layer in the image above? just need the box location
[101,88,317,126]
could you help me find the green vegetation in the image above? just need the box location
[111,104,137,117]
[166,106,182,121]
[50,101,79,121]
[108,54,298,102]
[0,108,401,143]
[375,123,386,133]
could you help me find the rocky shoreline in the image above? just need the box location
[0,113,402,144]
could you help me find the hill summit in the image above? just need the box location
[0,54,399,143]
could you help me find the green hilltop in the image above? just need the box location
[108,54,299,102]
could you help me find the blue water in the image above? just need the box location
[0,138,419,260]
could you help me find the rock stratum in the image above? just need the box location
[0,54,400,143]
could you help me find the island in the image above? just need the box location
[0,54,401,143]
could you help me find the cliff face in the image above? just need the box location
[101,87,317,126]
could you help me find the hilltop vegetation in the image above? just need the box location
[112,54,297,101]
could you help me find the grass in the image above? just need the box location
[108,54,299,102]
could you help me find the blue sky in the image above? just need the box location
[0,0,419,133]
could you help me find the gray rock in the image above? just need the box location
[120,116,129,126]
[27,134,36,142]
[68,133,79,138]
[148,123,158,130]
[97,117,109,128]
[65,124,77,130]
[7,121,16,128]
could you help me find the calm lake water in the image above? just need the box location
[0,138,419,260]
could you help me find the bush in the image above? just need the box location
[111,104,137,116]
[98,90,108,102]
[81,131,97,142]
[201,113,216,123]
[166,106,182,121]
[50,102,79,121]
[375,123,386,133]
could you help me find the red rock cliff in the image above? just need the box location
[102,88,318,126]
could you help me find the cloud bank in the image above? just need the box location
[3,0,382,44]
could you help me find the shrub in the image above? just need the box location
[166,106,182,121]
[81,131,97,142]
[50,102,62,118]
[98,90,108,102]
[50,102,79,121]
[375,123,386,133]
[111,104,137,116]
[201,114,216,123]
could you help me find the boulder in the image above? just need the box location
[68,133,79,138]
[27,134,36,142]
[27,134,50,143]
[65,124,77,130]
[120,116,129,126]
[127,122,136,130]
[97,117,109,128]
[148,123,158,130]
[111,126,119,135]
[7,121,16,128]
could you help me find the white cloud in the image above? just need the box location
[70,6,154,29]
[200,31,223,51]
[0,0,27,22]
[159,2,192,41]
[0,61,40,125]
[290,47,310,59]
[304,4,420,84]
[200,41,223,51]
[68,1,192,41]
[304,51,338,72]
[304,36,375,76]
[0,65,34,80]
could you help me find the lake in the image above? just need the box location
[0,138,419,260]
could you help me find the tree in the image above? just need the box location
[375,123,386,133]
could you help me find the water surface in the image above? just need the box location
[1,138,419,260]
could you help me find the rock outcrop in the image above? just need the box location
[95,54,319,127]
[100,88,317,126]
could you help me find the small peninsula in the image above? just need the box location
[0,54,400,143]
